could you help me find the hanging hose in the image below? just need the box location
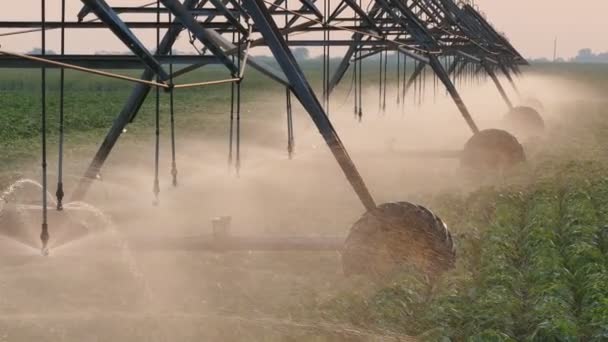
[353,41,358,118]
[322,0,327,112]
[396,51,400,104]
[169,12,178,187]
[285,1,294,158]
[382,48,388,112]
[323,0,331,114]
[433,59,438,103]
[357,48,362,121]
[402,54,407,115]
[235,6,242,177]
[235,73,241,177]
[377,48,382,114]
[357,0,363,121]
[352,3,358,120]
[152,0,161,205]
[228,31,236,168]
[353,50,359,119]
[40,0,49,255]
[286,88,294,158]
[419,63,425,106]
[55,0,66,211]
[412,61,417,106]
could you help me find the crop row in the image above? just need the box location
[466,194,526,340]
[521,188,578,340]
[321,181,608,340]
[421,183,608,340]
[565,186,608,340]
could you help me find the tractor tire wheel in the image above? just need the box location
[461,129,525,170]
[342,202,455,278]
[504,106,545,138]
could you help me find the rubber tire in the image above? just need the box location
[342,202,455,277]
[504,106,545,138]
[461,129,525,170]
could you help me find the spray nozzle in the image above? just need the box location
[40,223,50,256]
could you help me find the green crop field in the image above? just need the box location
[1,61,608,341]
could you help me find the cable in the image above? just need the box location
[235,2,242,177]
[396,51,400,104]
[40,0,49,255]
[413,60,418,106]
[377,48,382,114]
[169,11,178,187]
[356,0,363,121]
[153,0,161,205]
[323,0,331,114]
[285,0,294,159]
[402,54,407,115]
[55,0,66,211]
[433,60,437,103]
[322,0,327,112]
[286,88,294,159]
[353,41,358,118]
[228,29,236,168]
[382,47,387,112]
[357,41,362,121]
[419,62,425,106]
[0,50,169,88]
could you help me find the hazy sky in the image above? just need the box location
[473,0,606,59]
[1,0,605,59]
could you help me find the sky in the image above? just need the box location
[473,0,606,60]
[0,0,606,59]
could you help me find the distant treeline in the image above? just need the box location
[29,45,608,64]
[532,48,608,64]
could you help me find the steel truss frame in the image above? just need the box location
[0,0,527,212]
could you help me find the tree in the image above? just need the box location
[572,48,608,63]
[27,48,57,55]
[292,47,309,60]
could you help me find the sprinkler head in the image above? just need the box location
[56,183,64,211]
[171,167,178,187]
[40,223,50,256]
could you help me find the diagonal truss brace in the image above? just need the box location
[72,0,201,200]
[81,0,170,81]
[242,0,377,212]
[161,0,239,75]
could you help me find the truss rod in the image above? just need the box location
[81,0,170,80]
[260,0,434,60]
[0,50,244,90]
[244,0,376,211]
[71,0,200,201]
[0,49,168,88]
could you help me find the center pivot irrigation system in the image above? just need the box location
[0,0,542,275]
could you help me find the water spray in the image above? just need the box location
[0,0,536,273]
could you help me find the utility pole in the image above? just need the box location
[553,36,558,62]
